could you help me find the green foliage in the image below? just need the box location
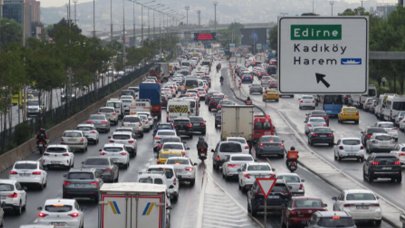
[0,18,22,50]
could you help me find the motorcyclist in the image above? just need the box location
[36,128,48,146]
[216,63,221,72]
[245,97,252,105]
[196,137,208,158]
[286,146,299,166]
[220,75,224,85]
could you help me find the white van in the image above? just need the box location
[106,99,123,119]
[167,99,190,122]
[379,94,405,121]
[183,97,199,116]
[351,85,378,108]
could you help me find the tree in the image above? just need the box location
[0,18,22,50]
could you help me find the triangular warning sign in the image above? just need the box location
[256,177,277,198]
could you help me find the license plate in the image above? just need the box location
[193,123,199,126]
[71,184,86,188]
[268,195,279,199]
[51,161,61,164]
[19,173,30,177]
[349,153,357,156]
[51,222,67,226]
[382,167,392,170]
[356,205,369,209]
[320,135,326,137]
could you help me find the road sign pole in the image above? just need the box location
[264,198,267,227]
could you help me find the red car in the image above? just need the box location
[281,196,327,227]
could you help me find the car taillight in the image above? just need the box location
[200,122,206,127]
[86,120,94,124]
[100,152,106,155]
[311,133,318,137]
[299,183,304,190]
[339,146,344,150]
[9,170,18,175]
[227,164,237,168]
[63,153,70,156]
[7,192,18,198]
[32,171,42,175]
[101,120,109,124]
[128,140,135,144]
[187,123,192,128]
[394,160,401,165]
[371,161,380,166]
[80,137,85,143]
[243,173,251,179]
[367,134,372,139]
[307,124,312,127]
[327,133,333,137]
[69,212,80,218]
[63,181,71,187]
[215,155,221,161]
[120,152,128,156]
[154,136,161,140]
[90,181,99,188]
[38,212,48,218]
[90,130,97,133]
[185,167,193,172]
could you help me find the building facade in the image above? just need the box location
[2,0,41,38]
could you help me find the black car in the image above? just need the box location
[205,91,218,105]
[307,127,334,146]
[254,135,285,158]
[215,111,222,129]
[363,153,402,183]
[189,116,206,135]
[361,127,387,146]
[173,117,193,138]
[81,157,119,183]
[63,168,103,203]
[153,123,175,136]
[247,179,292,217]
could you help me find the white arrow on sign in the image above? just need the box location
[256,177,277,198]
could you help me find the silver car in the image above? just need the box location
[76,123,99,145]
[86,114,110,133]
[307,211,356,228]
[366,133,397,153]
[305,117,327,134]
[61,130,88,152]
[165,157,197,186]
[98,106,119,125]
[276,173,305,195]
[0,201,4,228]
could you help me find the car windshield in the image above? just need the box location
[27,100,39,106]
[228,138,246,144]
[158,124,173,129]
[161,137,181,143]
[374,156,397,163]
[294,199,323,208]
[375,135,392,141]
[77,126,93,131]
[106,102,120,108]
[346,193,376,201]
[15,163,37,169]
[231,156,253,161]
[248,165,271,171]
[163,144,183,150]
[99,108,113,113]
[317,217,355,227]
[104,147,123,152]
[302,96,313,100]
[166,159,189,165]
[90,115,105,120]
[63,132,81,137]
[314,128,332,133]
[113,134,130,140]
[278,175,300,183]
[0,184,14,191]
[343,108,356,112]
[219,143,242,153]
[174,120,190,124]
[342,139,361,145]
[158,131,176,136]
[68,172,94,180]
[190,117,203,122]
[123,117,140,122]
[272,184,288,193]
[45,205,73,213]
[84,158,109,165]
[46,147,67,153]
[379,123,394,128]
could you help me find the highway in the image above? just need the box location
[2,59,394,228]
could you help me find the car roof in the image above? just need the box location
[47,144,69,149]
[0,179,18,184]
[376,121,393,124]
[246,162,271,166]
[343,189,375,194]
[68,168,96,173]
[77,123,95,127]
[112,131,132,135]
[162,142,184,146]
[166,156,189,161]
[148,164,175,170]
[14,160,39,165]
[339,137,361,141]
[123,114,139,117]
[99,106,115,110]
[314,211,350,217]
[64,130,83,133]
[277,173,300,178]
[229,154,253,158]
[44,198,76,206]
[227,136,246,140]
[308,117,325,120]
[372,133,390,137]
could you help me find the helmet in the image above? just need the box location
[198,136,205,141]
[290,146,295,151]
[40,128,45,132]
[247,96,251,100]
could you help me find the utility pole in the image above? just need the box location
[141,4,144,43]
[0,0,3,19]
[185,6,190,26]
[92,0,96,37]
[122,0,126,66]
[73,0,78,24]
[312,0,315,14]
[197,10,201,27]
[213,2,218,32]
[110,0,113,42]
[329,0,334,16]
[132,0,136,46]
[148,7,150,40]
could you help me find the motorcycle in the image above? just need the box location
[220,78,224,86]
[287,160,298,172]
[198,147,207,161]
[245,100,253,105]
[37,140,47,155]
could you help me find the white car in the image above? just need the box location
[226,136,250,154]
[61,130,88,152]
[375,121,398,140]
[35,199,84,228]
[334,138,366,162]
[222,154,254,180]
[136,111,154,129]
[304,117,327,134]
[9,161,47,190]
[98,106,119,125]
[154,130,177,149]
[395,111,405,125]
[165,157,197,186]
[76,123,99,145]
[332,189,382,225]
[99,143,130,169]
[0,179,27,215]
[122,115,144,137]
[120,99,133,115]
[299,95,316,110]
[147,165,179,201]
[390,143,405,168]
[238,162,274,192]
[276,173,305,196]
[41,145,74,169]
[109,131,137,157]
[138,114,151,131]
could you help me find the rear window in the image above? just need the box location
[190,117,203,122]
[99,108,113,113]
[174,119,190,124]
[63,132,82,137]
[106,102,121,108]
[317,217,355,227]
[254,121,272,130]
[68,172,94,180]
[76,126,93,131]
[219,143,242,153]
[0,184,14,191]
[345,193,376,201]
[148,168,174,179]
[278,175,300,183]
[90,115,105,120]
[46,147,67,153]
[272,184,288,193]
[310,118,325,123]
[294,199,323,208]
[248,165,271,171]
[104,147,123,152]
[368,128,386,134]
[343,108,356,112]
[166,159,189,165]
[231,156,253,161]
[158,131,176,136]
[84,158,109,165]
[15,163,37,169]
[260,136,280,143]
[313,128,332,133]
[113,134,130,140]
[374,156,398,163]
[342,139,361,145]
[185,80,198,88]
[375,135,392,141]
[163,144,183,150]
[228,138,246,144]
[302,96,313,100]
[378,123,394,128]
[45,205,73,213]
[123,117,140,122]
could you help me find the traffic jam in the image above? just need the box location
[1,44,405,228]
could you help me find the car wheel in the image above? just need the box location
[190,179,195,186]
[374,220,382,226]
[355,120,359,125]
[369,172,374,183]
[94,195,99,204]
[358,157,364,163]
[363,172,367,181]
[202,131,206,135]
[70,161,74,168]
[115,174,119,183]
[15,202,22,215]
[189,134,193,139]
[213,163,218,171]
[140,132,144,138]
[397,175,402,183]
[124,163,129,169]
[334,154,338,161]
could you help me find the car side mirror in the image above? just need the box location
[63,174,67,178]
[211,149,215,153]
[186,147,190,150]
[272,168,276,171]
[332,197,337,201]
[37,206,43,210]
[322,203,328,207]
[193,163,198,166]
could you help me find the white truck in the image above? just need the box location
[221,105,254,141]
[351,85,377,109]
[99,182,171,228]
[129,99,152,115]
[166,99,190,122]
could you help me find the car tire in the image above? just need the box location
[213,163,218,171]
[189,134,193,139]
[369,172,374,183]
[202,130,206,135]
[358,157,364,162]
[276,99,279,102]
[363,172,367,181]
[397,175,402,183]
[115,174,119,183]
[355,120,359,125]
[140,132,144,138]
[94,195,99,204]
[374,220,382,226]
[124,163,129,169]
[15,202,22,215]
[190,179,195,186]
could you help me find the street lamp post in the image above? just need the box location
[73,0,78,24]
[0,0,3,19]
[329,0,334,16]
[110,0,113,42]
[92,0,96,37]
[185,6,190,26]
[132,0,136,46]
[213,2,218,32]
[122,0,126,66]
[197,10,201,27]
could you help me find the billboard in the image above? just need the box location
[194,32,216,41]
[240,28,268,46]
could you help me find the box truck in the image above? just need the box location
[221,105,254,141]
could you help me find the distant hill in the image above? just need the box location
[41,0,382,36]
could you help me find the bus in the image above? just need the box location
[322,95,344,117]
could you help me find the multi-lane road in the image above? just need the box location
[2,59,395,227]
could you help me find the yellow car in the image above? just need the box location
[262,89,279,102]
[157,142,187,164]
[338,106,359,124]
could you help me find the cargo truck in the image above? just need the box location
[99,182,171,228]
[221,105,254,142]
[139,83,161,119]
